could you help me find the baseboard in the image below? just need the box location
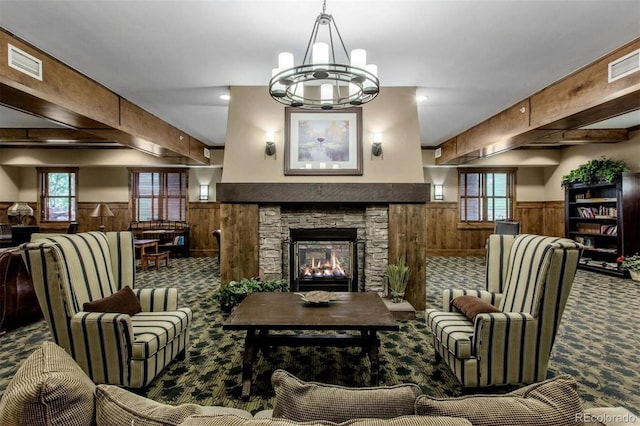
[427,249,485,257]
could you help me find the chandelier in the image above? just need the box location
[269,0,379,110]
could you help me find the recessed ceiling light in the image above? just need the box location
[220,94,230,101]
[416,95,427,102]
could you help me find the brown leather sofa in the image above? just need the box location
[0,248,42,333]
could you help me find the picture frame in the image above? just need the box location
[284,107,363,175]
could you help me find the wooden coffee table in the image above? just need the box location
[223,292,399,399]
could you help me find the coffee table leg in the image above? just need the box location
[241,330,256,400]
[368,331,380,386]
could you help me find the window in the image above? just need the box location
[38,168,78,222]
[130,169,188,221]
[459,168,515,223]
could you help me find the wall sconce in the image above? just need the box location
[372,133,383,156]
[265,131,276,156]
[199,184,209,201]
[434,184,444,200]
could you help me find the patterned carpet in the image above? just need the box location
[0,256,638,415]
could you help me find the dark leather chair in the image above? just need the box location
[0,224,11,248]
[11,225,40,245]
[494,220,520,235]
[212,229,221,263]
[0,249,42,332]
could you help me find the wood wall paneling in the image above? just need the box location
[189,202,221,257]
[388,204,427,311]
[425,201,565,256]
[220,204,259,283]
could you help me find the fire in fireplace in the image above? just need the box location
[290,228,358,292]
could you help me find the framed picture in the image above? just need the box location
[284,107,363,175]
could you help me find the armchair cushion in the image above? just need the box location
[0,341,95,426]
[131,308,192,359]
[425,311,474,359]
[415,375,583,426]
[451,295,500,321]
[83,286,142,315]
[271,369,421,423]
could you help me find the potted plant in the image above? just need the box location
[386,256,409,303]
[617,254,640,282]
[212,277,289,313]
[561,157,629,188]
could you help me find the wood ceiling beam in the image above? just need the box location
[436,37,640,165]
[0,128,111,142]
[0,29,209,164]
[529,129,628,145]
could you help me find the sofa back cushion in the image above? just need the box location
[415,375,583,426]
[0,341,95,426]
[485,234,516,293]
[271,369,421,423]
[24,232,117,316]
[499,235,578,315]
[180,415,472,426]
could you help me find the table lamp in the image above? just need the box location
[90,203,114,232]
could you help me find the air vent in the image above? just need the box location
[203,147,211,159]
[8,44,43,81]
[608,49,639,83]
[434,148,442,159]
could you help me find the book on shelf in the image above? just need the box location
[600,225,617,236]
[575,206,617,218]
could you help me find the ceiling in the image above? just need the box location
[0,0,639,148]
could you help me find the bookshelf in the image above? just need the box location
[565,173,640,277]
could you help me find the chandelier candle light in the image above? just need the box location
[269,0,380,109]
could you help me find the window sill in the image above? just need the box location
[457,222,494,231]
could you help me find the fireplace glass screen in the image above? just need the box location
[295,241,352,279]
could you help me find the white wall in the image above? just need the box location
[422,132,639,203]
[543,131,640,200]
[0,164,224,202]
[222,86,424,183]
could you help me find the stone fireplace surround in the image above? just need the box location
[259,204,388,293]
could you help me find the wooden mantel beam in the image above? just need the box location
[0,29,209,164]
[436,38,640,164]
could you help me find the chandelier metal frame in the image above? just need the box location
[269,1,380,110]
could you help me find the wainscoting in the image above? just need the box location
[425,201,565,256]
[0,200,565,262]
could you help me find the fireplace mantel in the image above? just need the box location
[217,183,429,204]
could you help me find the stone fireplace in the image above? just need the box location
[217,183,428,310]
[259,204,388,293]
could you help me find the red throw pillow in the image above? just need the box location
[83,286,142,315]
[451,295,500,321]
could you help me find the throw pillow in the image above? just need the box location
[271,369,421,423]
[96,384,244,426]
[414,375,584,426]
[83,285,142,315]
[0,341,96,426]
[450,295,500,321]
[179,414,473,426]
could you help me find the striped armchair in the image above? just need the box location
[426,234,582,388]
[20,231,192,388]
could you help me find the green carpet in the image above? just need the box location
[0,256,638,415]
